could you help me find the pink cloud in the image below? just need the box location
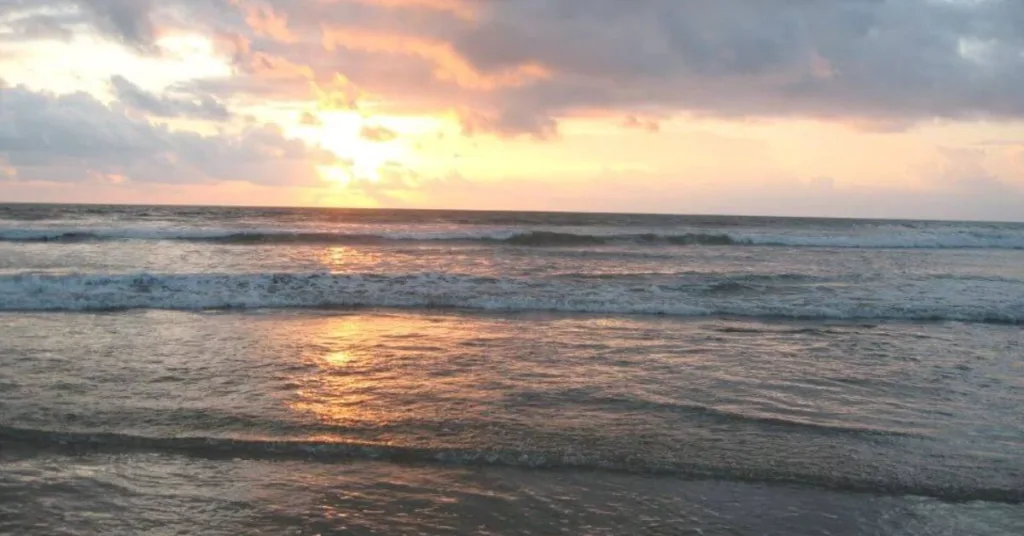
[333,0,478,21]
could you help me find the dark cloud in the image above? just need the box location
[111,76,231,120]
[444,0,1024,132]
[458,105,557,139]
[0,0,161,49]
[79,0,156,47]
[0,0,245,51]
[0,85,337,186]
[0,12,75,42]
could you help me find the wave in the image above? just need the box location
[0,272,1021,324]
[4,228,1024,249]
[0,229,739,246]
[1,425,1019,504]
[502,231,738,246]
[554,394,925,438]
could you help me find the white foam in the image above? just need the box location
[0,227,523,243]
[1,272,1020,323]
[0,228,236,241]
[739,230,1024,249]
[2,224,1024,249]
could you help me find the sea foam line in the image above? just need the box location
[3,228,1024,249]
[0,272,1021,324]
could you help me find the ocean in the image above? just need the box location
[0,204,1022,535]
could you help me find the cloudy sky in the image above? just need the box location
[2,0,1024,219]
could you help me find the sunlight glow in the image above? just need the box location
[314,247,385,272]
[318,165,354,187]
[311,111,412,181]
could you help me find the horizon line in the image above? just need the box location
[0,200,1020,225]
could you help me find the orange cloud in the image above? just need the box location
[321,27,551,90]
[242,3,295,43]
[225,0,295,42]
[246,51,314,80]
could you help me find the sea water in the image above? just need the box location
[1,204,1022,535]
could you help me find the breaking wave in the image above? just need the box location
[1,272,1021,324]
[4,228,1024,249]
[1,425,1020,504]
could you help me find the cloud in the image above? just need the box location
[343,0,477,21]
[975,139,1024,148]
[80,0,156,47]
[0,10,75,42]
[358,124,397,142]
[0,85,338,186]
[0,0,246,51]
[111,75,231,119]
[458,106,558,139]
[321,27,551,92]
[239,1,295,43]
[8,1,1024,135]
[3,0,1024,220]
[445,0,1024,133]
[622,115,660,133]
[53,0,1009,138]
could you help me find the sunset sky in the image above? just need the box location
[2,0,1024,220]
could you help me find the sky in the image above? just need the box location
[1,0,1024,220]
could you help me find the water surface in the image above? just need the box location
[1,205,1022,534]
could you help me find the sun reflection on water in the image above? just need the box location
[323,350,355,367]
[285,317,377,427]
[314,246,385,273]
[278,313,490,445]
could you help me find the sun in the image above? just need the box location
[308,111,408,184]
[317,164,354,187]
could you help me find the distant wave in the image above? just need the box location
[0,229,742,246]
[1,425,1020,504]
[1,272,1020,324]
[501,231,738,246]
[4,228,1024,249]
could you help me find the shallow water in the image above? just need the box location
[5,452,1023,535]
